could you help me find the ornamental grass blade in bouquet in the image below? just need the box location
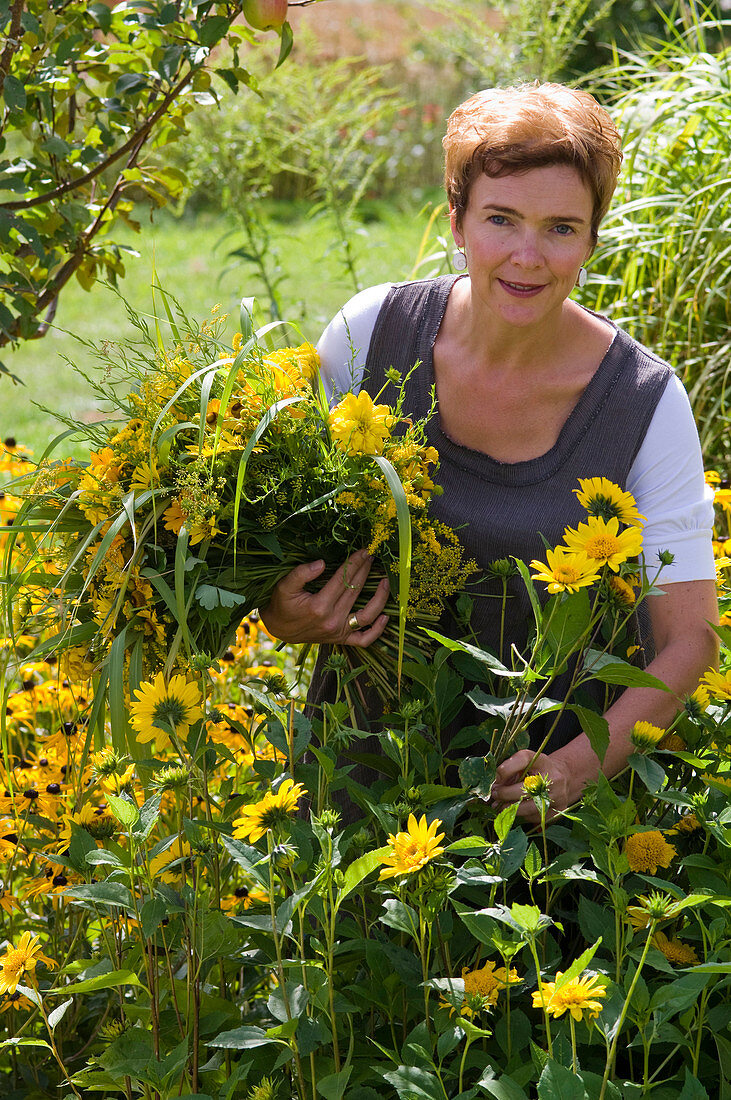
[5,290,476,756]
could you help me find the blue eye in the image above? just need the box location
[554,224,574,235]
[488,214,508,225]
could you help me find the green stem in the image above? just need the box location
[599,920,657,1100]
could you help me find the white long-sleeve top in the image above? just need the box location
[317,283,716,584]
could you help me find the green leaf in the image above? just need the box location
[383,1066,444,1100]
[336,846,389,910]
[47,998,73,1030]
[60,968,146,995]
[106,792,140,830]
[0,1038,51,1051]
[584,653,671,692]
[424,629,521,677]
[380,897,419,938]
[64,882,135,912]
[199,14,230,46]
[141,897,169,939]
[537,1059,588,1100]
[2,74,26,112]
[678,1068,710,1100]
[276,21,294,68]
[219,834,269,888]
[628,752,666,794]
[372,453,411,685]
[571,706,610,765]
[132,794,162,841]
[545,589,591,670]
[452,901,499,948]
[477,1071,530,1100]
[493,803,519,842]
[459,755,496,799]
[196,583,247,611]
[209,1025,282,1049]
[553,939,602,993]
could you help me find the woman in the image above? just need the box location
[262,83,719,819]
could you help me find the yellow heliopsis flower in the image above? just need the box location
[0,932,56,994]
[630,721,665,752]
[329,391,396,456]
[130,673,203,750]
[460,960,520,1014]
[608,574,637,607]
[653,931,699,966]
[523,773,551,797]
[233,778,306,843]
[379,814,445,880]
[529,546,600,594]
[533,971,606,1021]
[149,837,191,884]
[624,830,676,874]
[574,477,645,526]
[562,516,643,571]
[700,668,731,700]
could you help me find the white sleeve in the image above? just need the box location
[316,283,393,401]
[627,373,716,583]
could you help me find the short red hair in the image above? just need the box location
[443,83,622,242]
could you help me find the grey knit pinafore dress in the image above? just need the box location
[308,276,672,771]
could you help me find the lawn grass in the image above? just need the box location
[2,195,447,459]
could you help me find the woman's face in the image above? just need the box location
[451,164,595,330]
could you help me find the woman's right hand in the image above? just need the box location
[259,548,390,646]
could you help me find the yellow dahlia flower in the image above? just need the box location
[624,830,676,874]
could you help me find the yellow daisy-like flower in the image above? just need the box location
[163,499,186,536]
[608,574,637,607]
[233,778,306,843]
[149,837,191,884]
[532,971,607,1021]
[379,814,445,880]
[460,960,519,1012]
[529,546,601,594]
[574,477,646,526]
[562,516,643,572]
[0,932,56,995]
[653,931,699,966]
[523,773,551,797]
[130,673,203,750]
[669,812,701,835]
[705,469,721,486]
[700,668,731,701]
[624,830,676,874]
[329,391,396,457]
[630,721,665,752]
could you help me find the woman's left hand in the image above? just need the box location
[491,749,579,823]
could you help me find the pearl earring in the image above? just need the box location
[452,249,467,272]
[576,266,588,288]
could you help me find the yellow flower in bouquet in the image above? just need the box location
[329,391,397,456]
[233,778,306,843]
[574,477,645,526]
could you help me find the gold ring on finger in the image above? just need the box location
[347,612,360,631]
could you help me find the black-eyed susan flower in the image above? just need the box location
[379,814,445,880]
[0,932,56,994]
[329,391,396,456]
[624,830,676,874]
[574,477,645,526]
[563,516,643,571]
[130,673,203,750]
[233,778,306,843]
[532,971,606,1021]
[529,546,600,594]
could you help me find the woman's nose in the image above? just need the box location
[511,232,543,267]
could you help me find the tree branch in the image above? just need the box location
[0,66,194,212]
[0,0,25,102]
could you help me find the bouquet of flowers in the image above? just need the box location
[6,294,476,751]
